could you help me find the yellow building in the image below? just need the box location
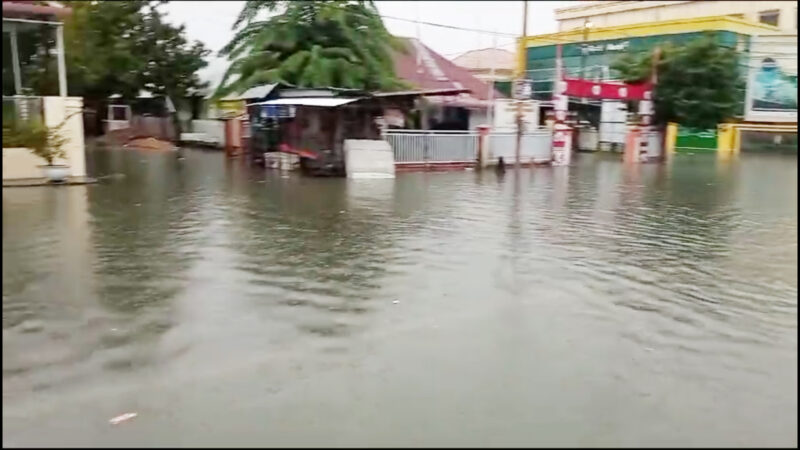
[517,14,788,151]
[518,15,781,88]
[556,1,797,34]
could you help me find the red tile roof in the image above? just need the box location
[392,38,506,108]
[2,1,71,20]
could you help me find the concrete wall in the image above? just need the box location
[344,139,396,178]
[3,96,86,180]
[492,99,539,133]
[2,148,45,179]
[557,1,796,32]
[188,119,226,146]
[468,109,489,130]
[488,132,553,164]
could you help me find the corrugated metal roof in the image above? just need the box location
[250,98,361,107]
[227,83,279,101]
[372,88,469,97]
[452,48,515,71]
[392,38,506,105]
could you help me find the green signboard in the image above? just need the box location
[675,127,717,152]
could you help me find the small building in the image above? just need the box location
[3,1,87,181]
[178,84,282,148]
[392,38,506,130]
[245,85,467,175]
[452,48,515,97]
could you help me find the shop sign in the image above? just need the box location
[561,77,653,101]
[584,41,630,53]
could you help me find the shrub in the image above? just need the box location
[2,119,67,165]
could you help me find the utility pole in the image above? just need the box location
[514,0,528,171]
[576,19,592,149]
[487,28,498,131]
[580,18,590,83]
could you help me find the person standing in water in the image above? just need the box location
[496,156,506,173]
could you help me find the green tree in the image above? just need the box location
[216,0,406,97]
[59,1,209,132]
[612,35,745,129]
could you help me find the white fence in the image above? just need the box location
[186,119,225,147]
[385,130,479,163]
[384,129,554,165]
[489,131,553,164]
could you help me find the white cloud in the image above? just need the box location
[161,1,570,89]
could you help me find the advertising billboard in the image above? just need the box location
[745,35,797,122]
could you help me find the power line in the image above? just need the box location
[379,14,522,38]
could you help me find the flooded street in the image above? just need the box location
[3,147,797,447]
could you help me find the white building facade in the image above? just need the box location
[556,1,797,33]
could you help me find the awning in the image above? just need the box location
[426,94,493,109]
[372,88,470,98]
[228,83,279,101]
[2,1,71,20]
[249,97,362,107]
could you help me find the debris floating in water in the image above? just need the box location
[109,412,137,425]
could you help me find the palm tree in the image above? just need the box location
[215,1,407,97]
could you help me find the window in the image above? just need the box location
[110,105,130,121]
[759,9,780,27]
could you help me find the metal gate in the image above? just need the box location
[384,130,478,163]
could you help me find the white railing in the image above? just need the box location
[384,130,479,163]
[384,129,554,165]
[489,131,552,164]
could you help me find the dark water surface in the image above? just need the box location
[3,148,797,447]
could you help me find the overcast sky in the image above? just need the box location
[161,1,575,89]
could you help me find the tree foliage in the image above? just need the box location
[63,0,210,102]
[216,0,407,97]
[612,35,745,129]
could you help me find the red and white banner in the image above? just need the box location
[558,78,654,101]
[551,124,573,166]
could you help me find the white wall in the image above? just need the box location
[189,119,226,146]
[468,109,489,129]
[344,139,395,178]
[3,148,45,179]
[488,131,553,163]
[44,97,86,178]
[3,97,86,180]
[492,99,539,132]
[557,1,796,32]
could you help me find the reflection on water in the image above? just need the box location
[3,148,797,446]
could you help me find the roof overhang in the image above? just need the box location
[226,83,280,101]
[372,88,470,98]
[2,1,71,21]
[248,97,362,107]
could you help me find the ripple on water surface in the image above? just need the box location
[2,150,796,446]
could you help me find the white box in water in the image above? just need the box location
[344,139,395,179]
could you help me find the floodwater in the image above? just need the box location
[3,147,797,447]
